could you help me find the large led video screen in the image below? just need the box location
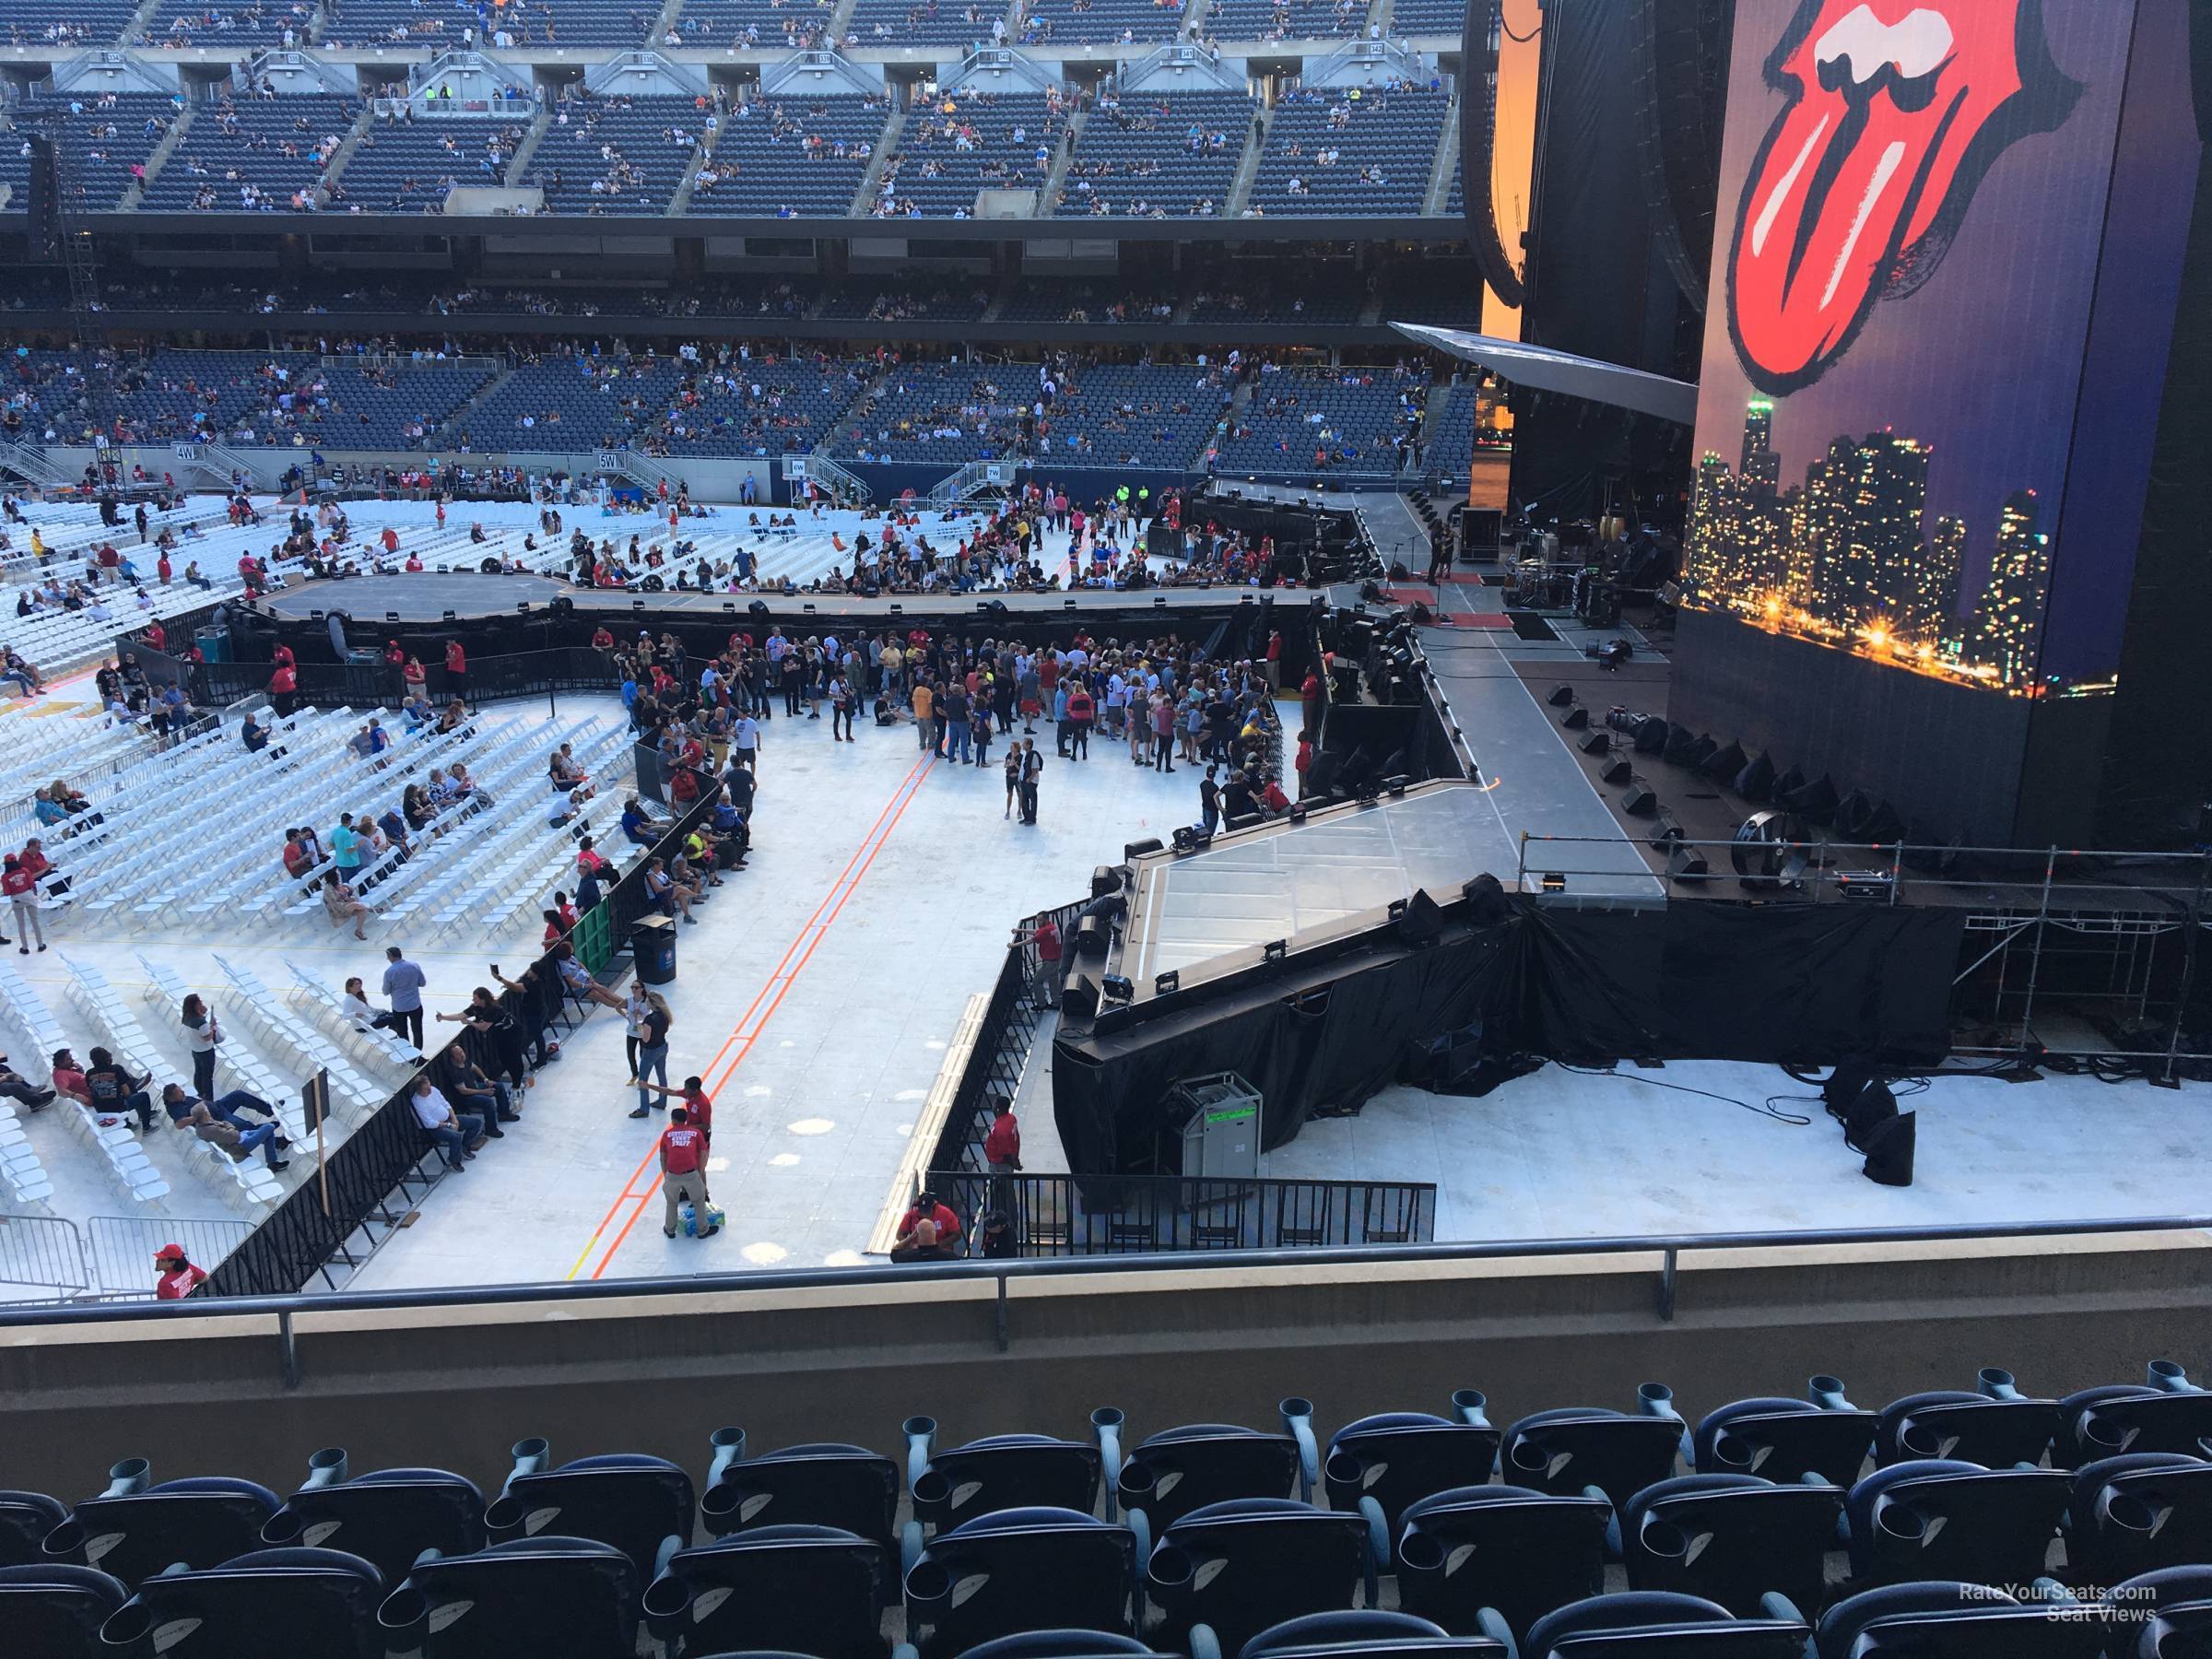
[1682,0,2197,703]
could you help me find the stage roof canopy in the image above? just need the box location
[1390,324,1700,424]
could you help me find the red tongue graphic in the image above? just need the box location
[1733,89,1949,389]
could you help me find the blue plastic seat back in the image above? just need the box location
[100,1546,383,1659]
[2065,1455,2212,1588]
[1120,1426,1302,1531]
[1623,1476,1840,1618]
[1875,1392,2063,1468]
[1240,1608,1509,1659]
[955,1631,1173,1659]
[0,1562,129,1659]
[700,1443,900,1553]
[0,1490,68,1567]
[649,1524,887,1659]
[380,1535,641,1659]
[1845,1462,2070,1587]
[1527,1593,1804,1659]
[1324,1417,1502,1533]
[1395,1486,1610,1641]
[1818,1583,2104,1659]
[263,1468,487,1586]
[2064,1390,2212,1465]
[904,1506,1133,1659]
[913,1436,1101,1531]
[484,1454,694,1583]
[2102,1569,2212,1659]
[1149,1499,1371,1654]
[1501,1410,1683,1509]
[1695,1398,1876,1487]
[47,1477,281,1588]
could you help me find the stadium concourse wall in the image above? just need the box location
[0,1229,2205,1505]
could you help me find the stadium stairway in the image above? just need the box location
[501,108,552,187]
[320,108,383,205]
[1038,106,1088,218]
[123,110,194,211]
[853,108,910,215]
[441,364,519,446]
[1422,90,1460,217]
[1226,106,1271,218]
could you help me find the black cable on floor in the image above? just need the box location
[1553,1061,1814,1124]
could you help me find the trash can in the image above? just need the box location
[632,914,677,986]
[194,625,229,665]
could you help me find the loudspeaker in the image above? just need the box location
[1822,1063,1879,1123]
[1666,847,1711,883]
[1072,914,1112,959]
[1090,864,1124,899]
[1395,888,1447,946]
[1547,684,1575,706]
[987,599,1009,617]
[1602,758,1633,784]
[1633,717,1671,755]
[1621,786,1659,817]
[1861,1111,1917,1186]
[747,599,771,619]
[1562,706,1590,729]
[1463,872,1511,924]
[26,136,58,261]
[1579,731,1611,755]
[1843,1079,1900,1153]
[1124,838,1163,860]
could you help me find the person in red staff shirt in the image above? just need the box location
[984,1096,1021,1171]
[444,639,467,700]
[1013,915,1062,1011]
[592,626,616,653]
[269,659,299,716]
[892,1190,963,1262]
[657,1107,715,1239]
[154,1243,207,1300]
[640,1075,714,1143]
[381,524,400,556]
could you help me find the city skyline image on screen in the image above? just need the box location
[1683,0,2195,700]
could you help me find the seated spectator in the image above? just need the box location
[620,796,658,848]
[241,712,271,753]
[323,871,371,940]
[0,1052,57,1112]
[342,976,409,1038]
[159,1082,279,1127]
[282,829,313,879]
[410,1076,483,1172]
[80,1047,155,1134]
[187,1101,289,1171]
[891,1189,964,1262]
[644,855,700,925]
[549,939,627,1012]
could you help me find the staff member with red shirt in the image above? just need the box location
[443,639,467,700]
[640,1075,714,1143]
[154,1243,207,1300]
[3,853,42,954]
[657,1107,716,1239]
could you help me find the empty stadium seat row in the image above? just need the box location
[6,1361,2212,1656]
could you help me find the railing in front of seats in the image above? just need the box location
[924,1170,1439,1256]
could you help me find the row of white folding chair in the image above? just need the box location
[51,959,182,1212]
[133,954,312,1147]
[27,716,262,883]
[0,1101,56,1206]
[210,956,384,1114]
[3,574,250,669]
[281,959,423,1074]
[0,960,172,1206]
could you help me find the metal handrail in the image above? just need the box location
[5,1212,2203,1330]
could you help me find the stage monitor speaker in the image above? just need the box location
[1395,888,1446,947]
[25,136,58,261]
[1843,1079,1900,1154]
[1861,1111,1917,1186]
[1563,706,1591,729]
[1464,872,1511,924]
[1547,684,1575,706]
[1579,731,1610,755]
[1072,914,1112,959]
[1602,758,1634,784]
[747,599,771,619]
[1666,847,1711,883]
[1621,786,1659,817]
[1090,864,1124,899]
[1124,838,1163,860]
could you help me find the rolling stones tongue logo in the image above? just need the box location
[1727,0,2081,392]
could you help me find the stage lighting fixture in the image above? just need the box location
[1155,971,1180,994]
[1171,825,1214,854]
[633,600,646,610]
[1154,596,1169,607]
[1541,872,1567,893]
[804,602,816,613]
[976,602,994,614]
[1240,594,1254,605]
[1385,776,1410,796]
[1124,838,1164,860]
[1263,939,1288,961]
[1065,598,1077,608]
[887,602,902,614]
[311,610,324,622]
[1288,804,1307,823]
[517,602,531,613]
[385,611,399,622]
[1100,974,1135,1004]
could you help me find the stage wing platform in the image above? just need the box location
[254,572,1277,627]
[1116,781,1664,1000]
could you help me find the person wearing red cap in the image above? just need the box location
[153,1244,206,1300]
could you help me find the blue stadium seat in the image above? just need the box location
[1112,1416,1311,1533]
[2059,1363,2212,1465]
[259,1450,488,1586]
[96,1545,384,1659]
[874,92,1068,218]
[1215,369,1426,483]
[331,112,532,214]
[644,1523,890,1658]
[904,1506,1135,1659]
[0,1488,68,1563]
[1,94,181,214]
[378,1535,640,1659]
[1841,1460,2072,1588]
[1205,0,1368,42]
[698,1432,902,1561]
[526,94,704,216]
[0,1,138,47]
[40,1465,281,1588]
[1691,1377,1877,1486]
[1324,1393,1501,1534]
[1874,1368,2063,1468]
[690,96,889,218]
[1394,1486,1608,1641]
[1523,1591,1808,1659]
[1816,1581,2104,1659]
[138,0,315,48]
[669,0,841,50]
[481,1446,695,1586]
[2065,1455,2212,1589]
[906,1418,1103,1529]
[1249,87,1445,218]
[1147,1497,1375,1654]
[1499,1387,1687,1510]
[1620,1474,1841,1619]
[137,94,359,214]
[1016,0,1188,48]
[2103,1567,2212,1659]
[0,1562,130,1659]
[1241,1609,1509,1659]
[847,0,1007,47]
